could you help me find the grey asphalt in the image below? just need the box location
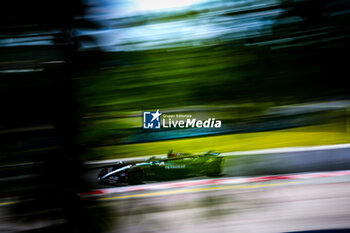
[102,178,350,233]
[1,175,350,233]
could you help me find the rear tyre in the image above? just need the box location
[205,161,222,177]
[128,167,145,185]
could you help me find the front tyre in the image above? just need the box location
[98,168,108,178]
[97,168,108,185]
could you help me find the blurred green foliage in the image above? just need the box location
[2,0,350,162]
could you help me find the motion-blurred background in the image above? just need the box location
[1,0,350,232]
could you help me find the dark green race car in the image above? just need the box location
[97,151,224,185]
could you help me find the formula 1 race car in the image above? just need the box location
[97,151,224,185]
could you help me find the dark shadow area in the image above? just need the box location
[0,0,112,232]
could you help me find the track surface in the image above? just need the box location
[1,172,350,233]
[100,175,350,233]
[77,144,350,232]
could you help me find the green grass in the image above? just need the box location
[90,122,350,160]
